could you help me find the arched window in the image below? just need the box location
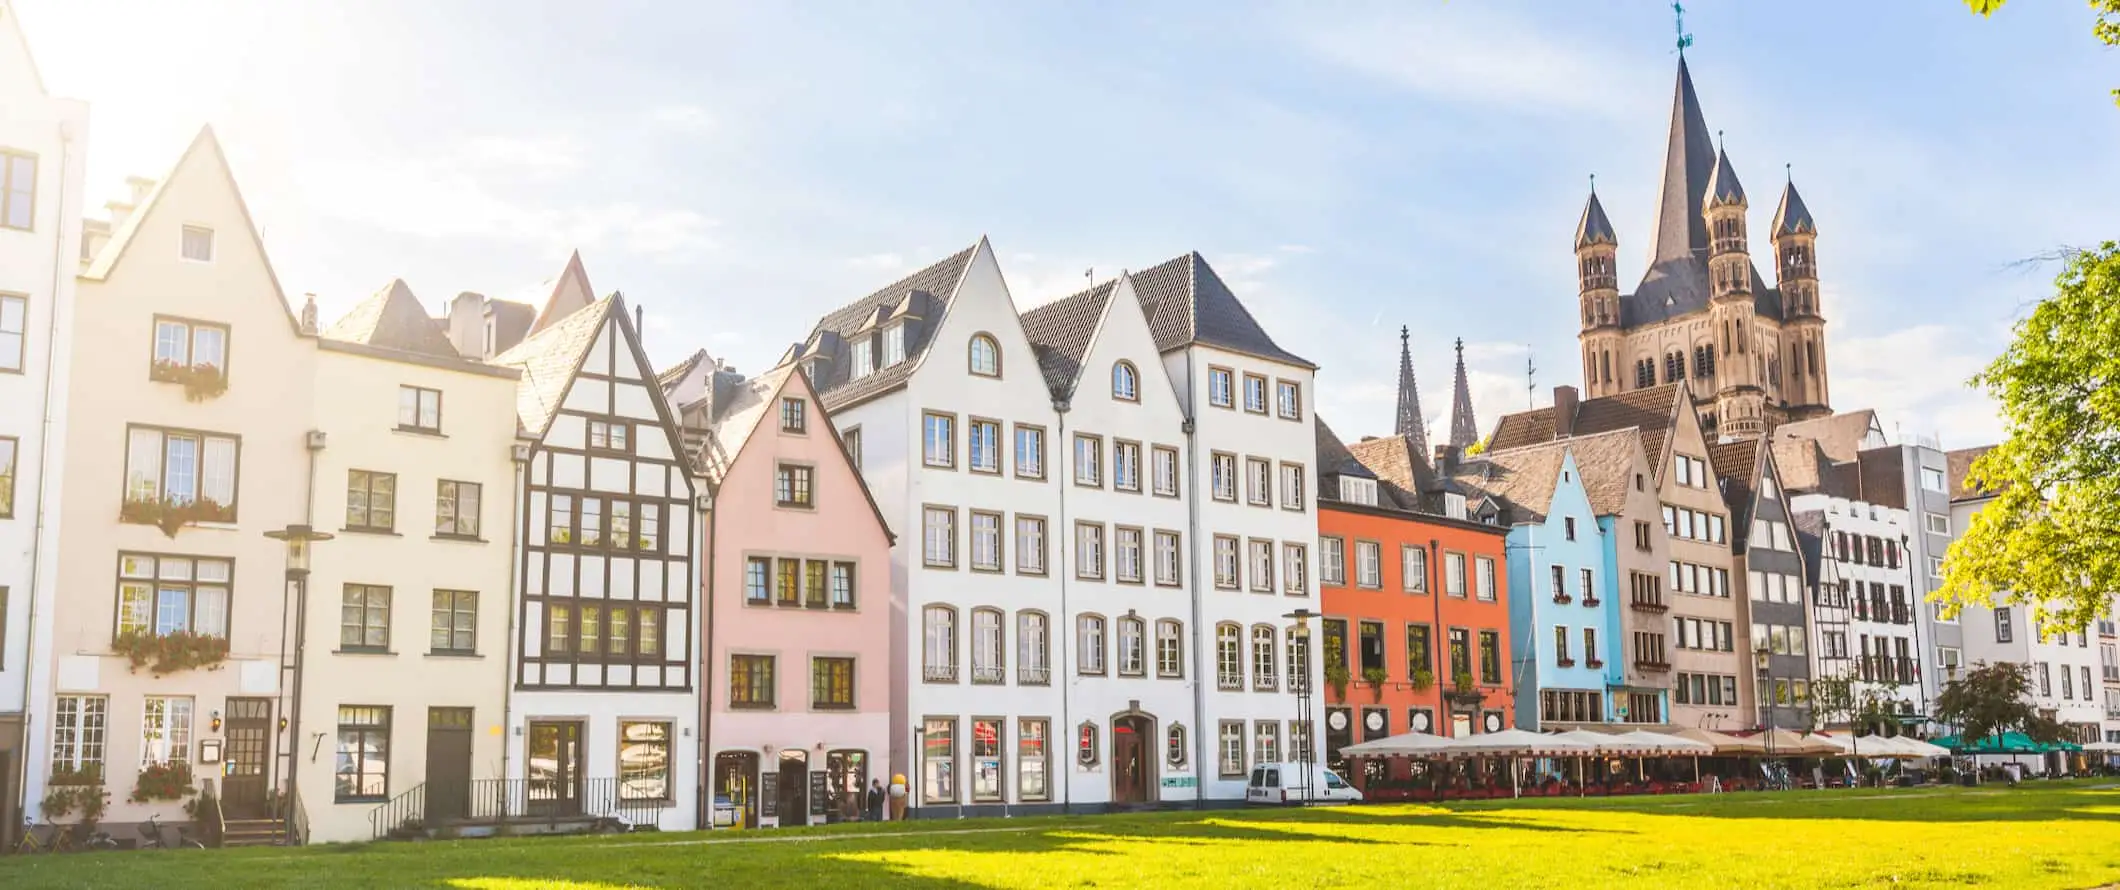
[1117,616,1147,676]
[1077,614,1107,675]
[968,334,1000,378]
[1112,361,1139,402]
[1251,625,1279,690]
[1215,623,1243,689]
[1017,610,1050,685]
[923,605,958,683]
[971,607,1005,684]
[1806,340,1819,375]
[1167,723,1189,767]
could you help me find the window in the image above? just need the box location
[1219,721,1245,776]
[0,151,34,231]
[0,298,17,374]
[1475,557,1497,602]
[825,561,856,610]
[1018,612,1050,684]
[730,654,776,707]
[968,334,1000,377]
[340,584,391,651]
[1553,625,1572,665]
[1406,624,1432,679]
[922,412,956,468]
[1243,373,1269,413]
[1402,546,1427,592]
[971,717,1004,802]
[123,426,239,520]
[923,507,957,568]
[1921,466,1947,493]
[1252,625,1279,690]
[1284,542,1308,593]
[1287,631,1311,693]
[1157,619,1184,677]
[1217,624,1243,689]
[587,419,630,452]
[1152,446,1180,496]
[1445,552,1468,597]
[1019,719,1050,801]
[883,325,907,367]
[148,316,229,385]
[1925,512,1950,536]
[140,696,194,766]
[1322,537,1347,586]
[922,718,955,803]
[1280,463,1305,511]
[1155,530,1182,586]
[434,480,481,538]
[1565,517,1578,541]
[1356,541,1382,588]
[772,463,815,508]
[1995,609,2013,643]
[1249,539,1275,592]
[1076,522,1105,580]
[1114,440,1141,492]
[1479,631,1502,684]
[1208,367,1234,408]
[115,553,231,639]
[430,590,476,654]
[1115,526,1144,583]
[1276,380,1301,420]
[51,695,108,775]
[1246,457,1272,506]
[334,706,390,801]
[618,721,672,801]
[1168,724,1189,767]
[971,608,1005,684]
[1074,434,1103,487]
[779,396,808,433]
[1014,424,1046,479]
[1253,721,1281,766]
[1210,452,1238,501]
[922,607,958,682]
[1118,616,1147,676]
[180,224,216,261]
[1583,627,1599,665]
[1214,535,1241,589]
[775,559,801,607]
[1078,615,1107,674]
[346,470,397,532]
[396,386,442,434]
[1015,515,1047,575]
[967,419,1000,474]
[1112,361,1139,401]
[970,510,1003,571]
[1580,568,1596,603]
[812,657,856,709]
[842,427,863,470]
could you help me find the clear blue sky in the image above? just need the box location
[18,0,2120,446]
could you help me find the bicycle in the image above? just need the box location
[136,814,206,850]
[12,819,76,855]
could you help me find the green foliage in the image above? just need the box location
[1936,244,2120,630]
[1323,650,1351,701]
[131,761,199,803]
[40,772,109,825]
[1361,667,1388,701]
[1409,667,1435,692]
[1967,0,2120,105]
[150,359,230,402]
[1935,661,2042,746]
[113,630,232,676]
[119,495,237,537]
[1451,671,1477,693]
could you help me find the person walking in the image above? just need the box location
[864,779,885,822]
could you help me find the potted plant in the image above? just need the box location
[1447,671,1482,705]
[1409,667,1435,693]
[113,630,231,676]
[1324,651,1351,702]
[131,761,199,803]
[1361,667,1389,702]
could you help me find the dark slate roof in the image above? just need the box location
[493,294,618,437]
[796,243,979,410]
[322,279,463,360]
[1792,509,1827,581]
[657,349,711,390]
[1576,192,1617,249]
[1773,181,1816,236]
[487,299,536,356]
[1773,410,1881,463]
[1347,435,1436,512]
[1019,278,1117,400]
[1488,383,1681,477]
[1130,252,1314,368]
[1313,417,1376,483]
[1947,446,1996,502]
[1706,148,1746,207]
[1710,438,1763,546]
[1455,428,1641,522]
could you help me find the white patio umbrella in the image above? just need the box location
[1611,730,1712,754]
[2084,741,2120,753]
[1340,731,1461,756]
[1443,730,1593,798]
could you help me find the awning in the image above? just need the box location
[1933,732,2080,755]
[1339,731,1460,757]
[1668,727,1757,755]
[1435,728,1594,758]
[1610,729,1714,754]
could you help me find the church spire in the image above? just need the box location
[1447,337,1478,450]
[1393,326,1430,459]
[1647,57,1718,270]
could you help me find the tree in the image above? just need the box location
[1966,0,2120,107]
[1933,661,2042,746]
[1935,244,2120,630]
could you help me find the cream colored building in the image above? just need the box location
[298,280,521,843]
[40,127,315,835]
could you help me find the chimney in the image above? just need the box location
[634,305,645,349]
[126,175,156,205]
[299,293,319,335]
[1554,385,1580,438]
[1433,445,1459,480]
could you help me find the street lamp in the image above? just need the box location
[265,523,332,844]
[1754,646,1776,757]
[1284,609,1317,806]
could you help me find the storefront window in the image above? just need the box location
[972,718,1003,802]
[922,718,955,803]
[1019,719,1050,801]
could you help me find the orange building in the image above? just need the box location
[1314,423,1513,788]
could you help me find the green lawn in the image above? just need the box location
[4,783,2119,889]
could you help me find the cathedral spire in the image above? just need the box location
[1393,326,1430,459]
[1647,57,1718,270]
[1447,337,1478,450]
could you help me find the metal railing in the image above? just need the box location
[1019,666,1051,686]
[922,664,958,683]
[371,777,665,840]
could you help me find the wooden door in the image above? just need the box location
[527,720,584,816]
[1111,716,1151,804]
[425,708,474,823]
[223,698,272,818]
[776,751,808,827]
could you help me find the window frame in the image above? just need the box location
[1012,424,1046,480]
[113,552,234,641]
[1275,379,1302,420]
[396,385,443,435]
[1014,514,1049,576]
[429,589,477,655]
[1207,366,1235,409]
[148,315,231,386]
[922,505,958,569]
[922,411,957,469]
[616,720,673,802]
[778,396,808,434]
[1072,433,1104,488]
[1077,613,1107,675]
[1151,445,1180,497]
[179,224,216,262]
[1112,360,1139,402]
[434,479,482,539]
[333,705,391,803]
[967,417,1002,475]
[730,652,778,708]
[1241,373,1269,414]
[0,150,36,233]
[345,469,398,533]
[811,656,857,710]
[968,333,1001,378]
[922,606,959,683]
[121,424,242,522]
[1113,439,1142,493]
[340,583,393,652]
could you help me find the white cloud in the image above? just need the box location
[1831,324,2002,448]
[847,253,907,272]
[649,105,715,134]
[459,136,584,177]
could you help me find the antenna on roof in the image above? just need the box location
[1525,346,1537,409]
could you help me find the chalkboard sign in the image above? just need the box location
[760,773,780,818]
[809,771,830,816]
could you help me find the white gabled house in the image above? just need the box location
[492,284,703,831]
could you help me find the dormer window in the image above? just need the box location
[883,325,907,367]
[1112,361,1138,402]
[1444,492,1467,520]
[968,334,1000,378]
[1338,477,1377,507]
[850,338,874,379]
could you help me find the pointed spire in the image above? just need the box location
[1706,145,1746,207]
[1772,177,1816,236]
[1576,185,1617,249]
[1647,58,1718,267]
[1394,326,1431,459]
[528,249,596,335]
[1448,337,1479,450]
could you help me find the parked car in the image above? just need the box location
[1246,762,1363,805]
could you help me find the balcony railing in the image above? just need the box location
[923,664,958,683]
[369,777,665,841]
[1019,666,1052,686]
[1552,591,1573,605]
[1633,658,1672,672]
[971,665,1005,685]
[1629,597,1669,614]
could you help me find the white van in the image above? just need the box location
[1245,762,1364,805]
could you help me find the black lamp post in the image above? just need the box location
[1284,608,1317,805]
[1754,645,1776,757]
[265,523,332,844]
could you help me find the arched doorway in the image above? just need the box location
[1111,713,1156,805]
[713,751,760,828]
[778,749,810,827]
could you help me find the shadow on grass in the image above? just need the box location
[1440,782,2120,825]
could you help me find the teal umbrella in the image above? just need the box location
[1932,732,2070,755]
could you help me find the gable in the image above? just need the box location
[720,369,896,546]
[0,1,50,99]
[1068,275,1183,413]
[528,250,596,335]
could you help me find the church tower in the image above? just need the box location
[1576,187,1623,398]
[1703,145,1767,438]
[1774,178,1830,420]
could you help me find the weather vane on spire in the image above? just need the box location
[1673,2,1694,56]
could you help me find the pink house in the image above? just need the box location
[663,355,893,829]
